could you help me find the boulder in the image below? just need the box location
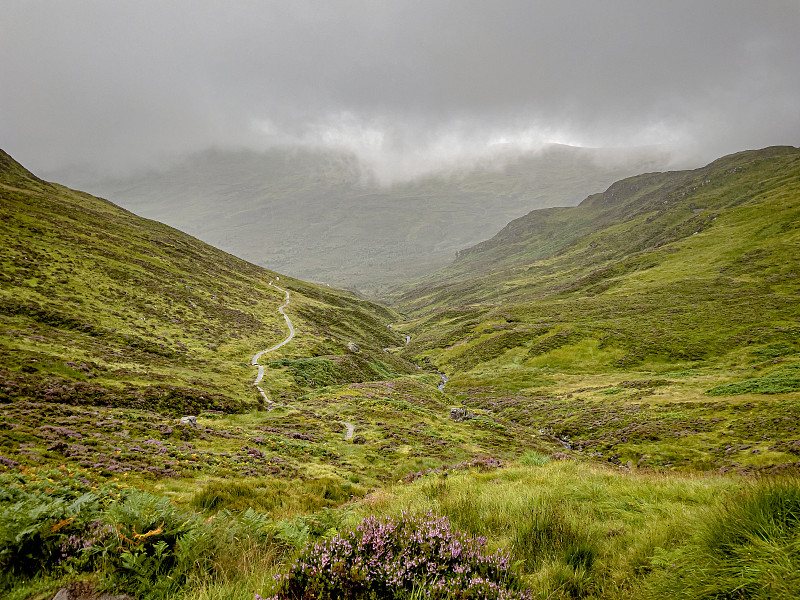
[347,341,360,353]
[179,415,198,428]
[449,406,474,422]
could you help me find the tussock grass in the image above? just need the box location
[350,460,744,599]
[191,477,365,516]
[644,477,800,599]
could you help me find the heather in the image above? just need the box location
[266,512,529,600]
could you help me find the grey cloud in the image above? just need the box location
[1,1,798,179]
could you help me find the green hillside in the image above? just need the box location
[1,147,559,499]
[1,148,405,414]
[53,144,668,295]
[2,147,799,600]
[398,146,800,472]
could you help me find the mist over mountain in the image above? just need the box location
[50,143,670,296]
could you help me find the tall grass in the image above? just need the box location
[645,477,800,599]
[7,462,798,599]
[350,460,742,599]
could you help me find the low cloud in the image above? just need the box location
[2,1,798,181]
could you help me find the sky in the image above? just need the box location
[2,1,799,183]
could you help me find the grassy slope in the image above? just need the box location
[3,146,799,600]
[397,146,800,472]
[54,145,669,296]
[0,148,557,509]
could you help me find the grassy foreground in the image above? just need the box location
[4,460,798,599]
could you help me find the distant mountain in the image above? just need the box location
[50,144,670,296]
[400,146,800,307]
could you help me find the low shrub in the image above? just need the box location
[751,343,797,360]
[264,512,530,600]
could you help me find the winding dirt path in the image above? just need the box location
[251,282,295,406]
[251,282,357,440]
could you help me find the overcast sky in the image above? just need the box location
[2,1,799,181]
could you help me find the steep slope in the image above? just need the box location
[50,144,669,295]
[1,148,410,413]
[397,146,800,471]
[0,149,555,495]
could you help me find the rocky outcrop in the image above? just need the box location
[449,406,474,422]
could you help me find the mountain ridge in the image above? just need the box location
[47,144,671,296]
[400,145,800,300]
[395,145,800,472]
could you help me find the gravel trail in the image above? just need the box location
[251,282,294,406]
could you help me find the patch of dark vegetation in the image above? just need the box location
[554,251,661,295]
[0,369,245,414]
[0,297,99,335]
[191,476,364,513]
[706,364,800,396]
[528,328,583,357]
[294,306,402,353]
[452,327,550,370]
[751,342,799,361]
[269,355,395,388]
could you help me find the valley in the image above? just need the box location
[1,146,798,600]
[50,144,669,296]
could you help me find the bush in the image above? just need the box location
[265,512,530,600]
